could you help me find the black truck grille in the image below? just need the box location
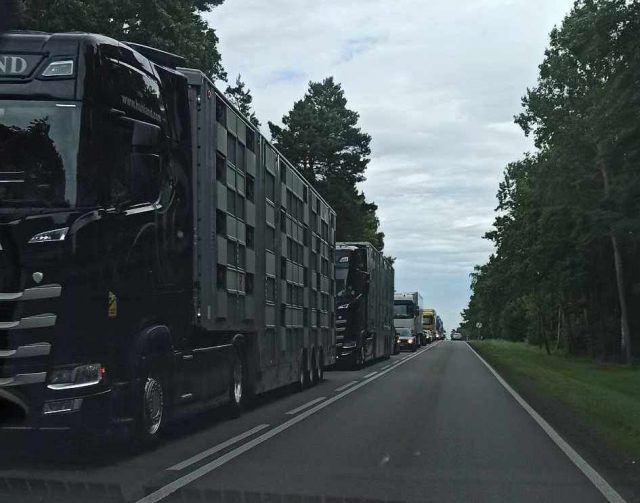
[0,302,16,323]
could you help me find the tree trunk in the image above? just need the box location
[597,151,632,363]
[565,308,574,354]
[610,231,632,362]
[540,308,551,355]
[555,305,562,352]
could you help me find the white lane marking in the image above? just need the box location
[466,343,626,503]
[335,380,358,392]
[167,424,270,471]
[363,371,378,378]
[137,341,441,503]
[381,364,391,370]
[285,396,326,415]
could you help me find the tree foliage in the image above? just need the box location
[11,0,226,80]
[270,77,384,250]
[461,0,640,361]
[225,74,260,128]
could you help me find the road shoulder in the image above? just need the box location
[468,341,640,503]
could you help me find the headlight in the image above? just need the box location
[337,304,349,310]
[47,363,105,389]
[343,342,357,349]
[408,338,415,343]
[41,59,74,77]
[29,227,69,243]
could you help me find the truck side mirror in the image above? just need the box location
[360,270,370,294]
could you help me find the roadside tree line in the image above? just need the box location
[9,0,385,250]
[461,0,640,362]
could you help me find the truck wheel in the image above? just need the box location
[358,346,366,368]
[317,349,324,382]
[133,369,165,447]
[229,346,246,417]
[309,349,318,386]
[297,353,309,391]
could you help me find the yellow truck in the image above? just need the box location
[422,308,436,344]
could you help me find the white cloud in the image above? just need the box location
[206,0,573,329]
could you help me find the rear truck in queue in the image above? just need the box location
[334,242,394,367]
[422,308,436,344]
[436,314,444,340]
[0,32,336,443]
[393,292,423,345]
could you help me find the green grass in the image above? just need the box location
[469,339,640,460]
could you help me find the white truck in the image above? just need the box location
[393,292,423,345]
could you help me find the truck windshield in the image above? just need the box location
[336,267,349,296]
[335,250,350,268]
[394,302,415,319]
[0,101,82,208]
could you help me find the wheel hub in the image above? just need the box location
[144,377,163,435]
[233,360,243,404]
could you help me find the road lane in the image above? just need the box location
[150,341,609,503]
[0,348,413,502]
[0,341,618,503]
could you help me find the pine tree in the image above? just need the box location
[270,77,384,250]
[225,74,261,128]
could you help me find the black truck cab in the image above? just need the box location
[0,32,193,434]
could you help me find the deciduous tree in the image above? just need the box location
[12,0,226,80]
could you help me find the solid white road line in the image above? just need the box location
[381,364,391,370]
[167,424,270,471]
[335,380,359,392]
[285,396,326,415]
[137,341,441,503]
[363,371,378,378]
[466,343,626,503]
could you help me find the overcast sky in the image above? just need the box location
[206,0,574,330]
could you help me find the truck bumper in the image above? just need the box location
[335,345,358,361]
[0,383,128,434]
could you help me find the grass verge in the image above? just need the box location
[469,339,640,462]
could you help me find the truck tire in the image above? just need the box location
[297,352,309,391]
[229,345,246,417]
[133,368,166,447]
[317,349,324,382]
[309,349,318,386]
[358,346,366,368]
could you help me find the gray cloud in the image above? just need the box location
[207,0,573,328]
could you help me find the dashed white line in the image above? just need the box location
[363,371,378,378]
[167,424,270,471]
[335,380,359,392]
[137,342,441,503]
[381,364,391,370]
[285,396,326,415]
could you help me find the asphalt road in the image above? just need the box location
[0,341,613,503]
